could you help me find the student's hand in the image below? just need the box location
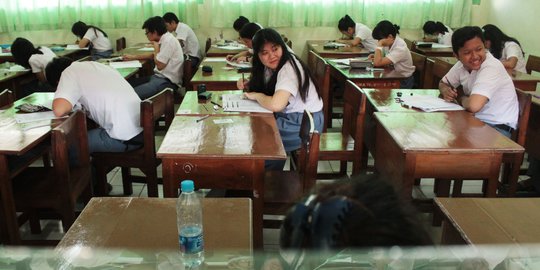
[226,54,234,61]
[439,84,458,102]
[237,78,249,90]
[237,56,248,63]
[243,91,259,101]
[75,40,79,44]
[122,54,135,61]
[367,54,374,60]
[377,39,386,47]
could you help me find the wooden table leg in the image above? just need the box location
[0,155,21,245]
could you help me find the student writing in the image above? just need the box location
[482,24,527,73]
[71,21,113,60]
[336,15,377,52]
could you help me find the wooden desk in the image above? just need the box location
[56,197,252,252]
[307,40,370,68]
[0,93,59,245]
[118,43,155,77]
[177,90,261,116]
[0,69,35,99]
[0,45,89,64]
[157,115,286,249]
[374,111,524,200]
[435,198,540,245]
[525,96,540,161]
[190,58,246,91]
[206,44,247,57]
[413,45,454,57]
[429,57,540,91]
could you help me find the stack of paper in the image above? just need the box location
[222,94,272,113]
[109,61,142,69]
[66,45,89,50]
[325,42,347,47]
[14,111,67,124]
[226,59,252,68]
[400,95,464,112]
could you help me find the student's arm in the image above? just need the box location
[244,90,290,112]
[227,51,249,62]
[501,56,518,70]
[372,47,393,67]
[78,38,90,48]
[122,53,153,61]
[52,98,73,117]
[35,71,46,83]
[438,80,458,102]
[337,37,361,46]
[458,94,488,113]
[152,41,167,70]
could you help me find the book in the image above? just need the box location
[221,94,272,113]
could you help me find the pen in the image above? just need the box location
[196,115,210,123]
[445,77,454,91]
[211,101,223,108]
[241,72,245,84]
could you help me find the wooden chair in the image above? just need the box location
[448,89,532,197]
[411,51,426,89]
[317,80,367,178]
[205,38,212,54]
[116,37,126,52]
[310,51,331,131]
[0,89,14,107]
[264,110,320,228]
[526,54,540,74]
[12,110,92,233]
[182,58,195,94]
[93,88,174,197]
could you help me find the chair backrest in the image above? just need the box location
[514,89,532,146]
[423,58,435,88]
[297,110,321,191]
[342,80,367,152]
[140,88,174,160]
[427,57,452,89]
[411,51,427,88]
[116,37,126,52]
[52,110,90,190]
[0,89,14,108]
[183,58,194,89]
[205,38,212,54]
[310,51,331,131]
[526,54,540,74]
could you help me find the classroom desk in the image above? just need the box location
[176,90,272,117]
[190,57,247,91]
[157,115,286,249]
[525,95,540,162]
[0,69,35,99]
[373,111,524,201]
[56,197,253,252]
[413,45,454,57]
[0,93,60,245]
[118,43,155,77]
[435,198,540,245]
[307,40,371,68]
[0,45,89,64]
[430,57,540,91]
[77,56,140,80]
[206,44,247,57]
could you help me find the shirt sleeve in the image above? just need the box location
[83,29,97,42]
[275,61,300,97]
[470,65,503,100]
[504,42,522,59]
[28,55,41,73]
[156,37,181,65]
[54,67,81,108]
[176,27,188,41]
[385,46,407,65]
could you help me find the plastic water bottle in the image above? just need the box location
[177,180,204,268]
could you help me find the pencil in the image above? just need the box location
[196,115,210,123]
[211,101,222,108]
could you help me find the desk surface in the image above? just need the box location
[56,197,253,251]
[157,115,286,159]
[414,46,454,57]
[206,44,247,57]
[327,60,407,81]
[435,198,540,245]
[178,90,271,116]
[364,88,440,112]
[307,40,371,58]
[190,58,246,90]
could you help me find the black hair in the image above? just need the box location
[280,173,433,250]
[482,24,524,59]
[338,15,355,32]
[233,16,250,32]
[423,21,449,35]
[142,16,168,36]
[71,21,108,39]
[249,28,320,102]
[451,26,485,55]
[372,20,400,40]
[10,37,43,69]
[239,22,262,39]
[45,57,73,87]
[163,12,180,24]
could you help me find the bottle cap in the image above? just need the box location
[181,180,194,192]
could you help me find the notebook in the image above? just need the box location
[221,94,272,113]
[400,95,464,112]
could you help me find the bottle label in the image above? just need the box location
[179,227,204,254]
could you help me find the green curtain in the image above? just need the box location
[209,0,472,29]
[0,0,199,33]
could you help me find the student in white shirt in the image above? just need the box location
[123,16,184,100]
[71,21,113,60]
[239,28,324,170]
[439,26,518,138]
[163,12,201,69]
[482,24,527,73]
[336,15,377,52]
[226,23,262,63]
[233,16,250,32]
[422,21,453,46]
[370,20,415,88]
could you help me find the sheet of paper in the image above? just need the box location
[212,44,247,50]
[431,43,452,48]
[14,111,68,123]
[328,58,350,65]
[213,119,234,124]
[326,42,347,47]
[400,95,464,112]
[226,59,252,68]
[109,61,142,69]
[66,44,89,50]
[203,57,227,62]
[137,47,154,51]
[222,94,272,113]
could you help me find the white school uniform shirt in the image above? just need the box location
[443,52,518,129]
[28,46,56,74]
[501,41,527,73]
[54,62,143,141]
[385,36,415,78]
[83,28,112,52]
[274,57,323,114]
[437,25,453,46]
[354,23,377,52]
[155,32,184,84]
[175,22,201,59]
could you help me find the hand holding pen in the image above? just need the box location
[442,77,458,102]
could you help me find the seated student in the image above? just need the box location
[482,24,526,73]
[274,174,432,269]
[10,37,55,96]
[71,21,113,60]
[226,22,262,63]
[233,16,250,32]
[336,15,377,52]
[46,57,143,154]
[238,28,323,170]
[422,21,453,46]
[439,26,518,138]
[123,16,183,100]
[370,20,415,88]
[163,12,201,69]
